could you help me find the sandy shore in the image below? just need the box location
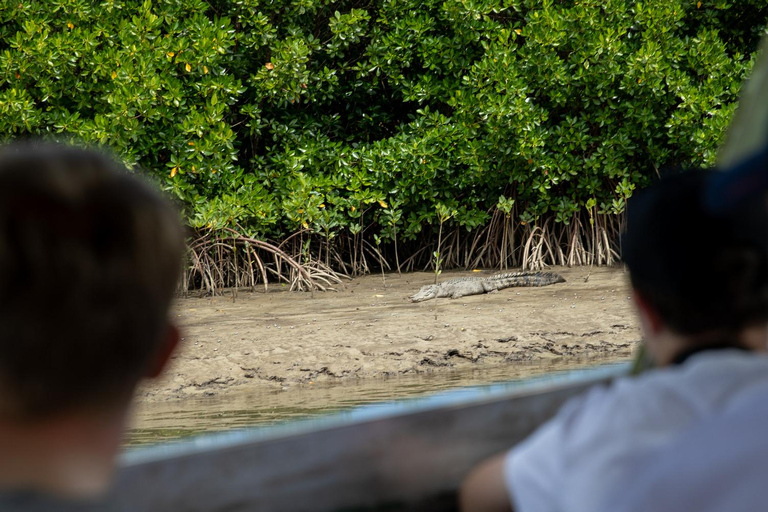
[136,266,641,403]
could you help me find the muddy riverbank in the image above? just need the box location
[136,266,641,403]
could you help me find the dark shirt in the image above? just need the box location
[0,491,115,512]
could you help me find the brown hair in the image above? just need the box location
[0,142,185,419]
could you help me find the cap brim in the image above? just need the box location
[706,146,768,213]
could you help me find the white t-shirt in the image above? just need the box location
[502,350,768,512]
[599,378,768,512]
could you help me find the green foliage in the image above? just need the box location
[0,0,766,259]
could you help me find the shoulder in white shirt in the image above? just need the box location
[503,350,768,512]
[598,373,768,512]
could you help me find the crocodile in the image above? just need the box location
[409,271,566,302]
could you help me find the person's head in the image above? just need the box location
[623,168,768,365]
[0,141,185,493]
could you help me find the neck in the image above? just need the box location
[0,406,127,497]
[652,323,768,367]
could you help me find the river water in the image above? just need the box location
[126,356,630,447]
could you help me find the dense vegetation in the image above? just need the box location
[1,0,766,290]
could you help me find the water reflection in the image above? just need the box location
[127,356,629,447]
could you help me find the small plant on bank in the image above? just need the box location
[434,204,457,284]
[496,195,516,270]
[379,199,403,274]
[373,234,387,287]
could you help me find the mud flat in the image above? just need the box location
[136,266,641,403]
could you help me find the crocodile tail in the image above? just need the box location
[495,271,566,288]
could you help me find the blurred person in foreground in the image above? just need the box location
[0,142,184,499]
[459,165,768,512]
[596,146,768,512]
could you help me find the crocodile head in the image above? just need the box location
[410,284,439,302]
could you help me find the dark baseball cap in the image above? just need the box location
[624,168,768,334]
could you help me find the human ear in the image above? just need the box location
[632,291,664,336]
[145,324,180,379]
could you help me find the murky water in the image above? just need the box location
[127,356,630,447]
